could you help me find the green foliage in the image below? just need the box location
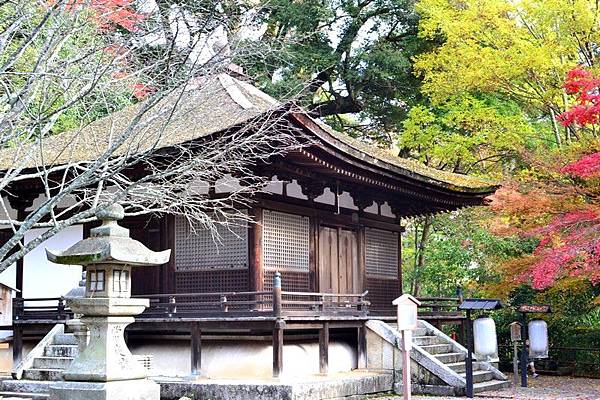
[402,209,537,297]
[398,94,535,175]
[240,0,432,145]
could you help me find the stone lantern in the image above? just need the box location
[46,204,170,400]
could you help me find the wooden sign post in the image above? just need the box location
[392,294,421,400]
[509,322,522,385]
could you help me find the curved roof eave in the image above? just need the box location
[288,111,499,197]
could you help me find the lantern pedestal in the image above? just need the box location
[50,298,160,400]
[50,379,160,400]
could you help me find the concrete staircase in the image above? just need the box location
[365,319,510,396]
[0,328,78,399]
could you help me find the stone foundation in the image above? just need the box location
[158,371,393,400]
[50,379,160,400]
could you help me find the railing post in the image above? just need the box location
[13,297,23,321]
[57,297,66,320]
[272,271,285,378]
[168,296,176,317]
[220,295,228,313]
[12,298,23,367]
[273,272,282,318]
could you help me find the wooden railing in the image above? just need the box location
[135,289,370,319]
[13,297,72,322]
[416,297,464,320]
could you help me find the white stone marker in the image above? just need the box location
[46,204,171,400]
[392,294,421,400]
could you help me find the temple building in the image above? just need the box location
[0,72,508,398]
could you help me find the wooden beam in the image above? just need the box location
[190,322,201,376]
[256,198,403,233]
[319,322,329,374]
[357,323,367,369]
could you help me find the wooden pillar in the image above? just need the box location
[319,322,329,374]
[191,322,201,376]
[249,207,264,292]
[10,196,35,298]
[272,272,284,377]
[12,324,22,367]
[397,230,403,295]
[161,215,175,294]
[272,321,284,377]
[357,323,367,369]
[15,208,27,299]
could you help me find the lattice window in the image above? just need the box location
[366,277,399,313]
[174,213,248,271]
[176,270,249,293]
[262,210,309,271]
[365,228,398,278]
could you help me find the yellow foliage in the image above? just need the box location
[414,0,600,112]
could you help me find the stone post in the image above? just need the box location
[46,204,171,400]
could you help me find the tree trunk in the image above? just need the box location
[549,108,562,148]
[411,215,433,297]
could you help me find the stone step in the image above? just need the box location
[44,345,78,358]
[0,391,49,399]
[1,380,53,394]
[32,357,73,370]
[473,379,510,393]
[21,368,63,381]
[413,328,428,337]
[434,352,465,364]
[419,343,453,355]
[460,370,495,384]
[445,361,480,373]
[52,334,77,346]
[413,335,445,346]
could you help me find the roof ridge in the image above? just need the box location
[217,73,254,110]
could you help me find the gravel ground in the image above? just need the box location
[376,375,600,400]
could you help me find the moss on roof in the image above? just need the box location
[0,74,276,170]
[310,118,497,194]
[2,72,496,194]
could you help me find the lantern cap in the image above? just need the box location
[46,203,171,267]
[392,294,421,306]
[458,298,502,310]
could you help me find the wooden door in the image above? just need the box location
[318,227,360,294]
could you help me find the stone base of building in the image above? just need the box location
[49,379,160,400]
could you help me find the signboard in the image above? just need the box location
[509,322,522,341]
[518,304,551,313]
[392,294,421,331]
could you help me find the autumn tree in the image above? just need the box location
[0,0,298,271]
[487,67,600,294]
[415,0,600,147]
